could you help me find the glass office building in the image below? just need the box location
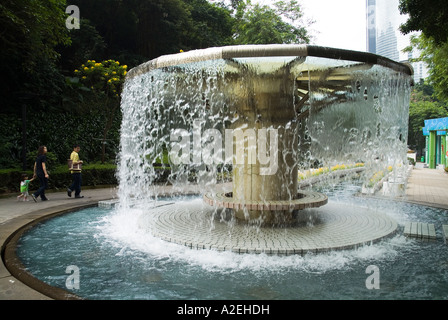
[366,0,428,83]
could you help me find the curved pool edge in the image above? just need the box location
[0,186,198,300]
[1,172,447,300]
[1,198,446,300]
[0,202,102,300]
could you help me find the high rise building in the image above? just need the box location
[366,0,428,83]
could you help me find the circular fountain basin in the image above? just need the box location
[138,200,398,254]
[11,183,448,300]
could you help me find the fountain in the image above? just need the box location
[10,45,448,300]
[117,44,412,254]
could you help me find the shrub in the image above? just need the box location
[0,163,118,194]
[26,151,58,171]
[74,59,127,98]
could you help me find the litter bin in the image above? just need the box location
[421,156,425,162]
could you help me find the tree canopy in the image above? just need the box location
[400,0,448,106]
[0,0,71,113]
[0,0,313,168]
[399,0,448,45]
[406,34,448,102]
[233,0,311,44]
[408,80,448,153]
[1,0,312,114]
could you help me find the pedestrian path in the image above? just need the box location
[400,166,448,210]
[1,166,447,300]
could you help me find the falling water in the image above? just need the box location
[116,50,411,212]
[16,46,448,300]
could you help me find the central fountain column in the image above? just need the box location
[226,70,299,224]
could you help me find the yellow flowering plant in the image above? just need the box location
[70,59,128,163]
[297,163,365,181]
[74,59,127,98]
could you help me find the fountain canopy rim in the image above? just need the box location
[127,44,414,79]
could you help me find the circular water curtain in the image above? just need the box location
[119,44,412,253]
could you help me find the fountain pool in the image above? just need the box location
[13,182,448,300]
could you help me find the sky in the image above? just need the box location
[253,0,368,52]
[217,0,368,52]
[299,0,367,52]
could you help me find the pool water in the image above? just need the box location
[16,184,448,300]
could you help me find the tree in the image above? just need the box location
[69,59,127,163]
[58,18,107,74]
[0,0,71,113]
[400,1,448,116]
[408,100,448,153]
[233,0,311,45]
[405,34,448,102]
[0,0,70,72]
[67,0,142,62]
[399,0,448,45]
[407,81,448,153]
[68,0,197,61]
[183,0,235,48]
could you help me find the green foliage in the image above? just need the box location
[0,0,70,71]
[407,81,448,153]
[0,115,21,168]
[399,0,448,45]
[233,0,311,45]
[411,79,436,102]
[0,110,121,169]
[0,0,316,172]
[68,0,195,59]
[0,169,24,194]
[406,34,448,102]
[75,163,118,187]
[58,18,108,73]
[0,0,71,114]
[26,151,58,171]
[184,0,235,48]
[65,59,125,163]
[74,59,127,98]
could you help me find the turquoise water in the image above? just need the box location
[16,184,448,300]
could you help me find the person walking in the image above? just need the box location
[31,145,49,202]
[67,144,84,198]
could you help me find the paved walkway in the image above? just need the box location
[1,167,447,300]
[400,166,448,209]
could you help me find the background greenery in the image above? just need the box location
[0,0,312,193]
[0,0,447,193]
[400,0,448,154]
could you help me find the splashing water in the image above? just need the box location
[16,183,448,300]
[17,46,433,300]
[116,52,411,213]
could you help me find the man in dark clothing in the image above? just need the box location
[32,145,49,202]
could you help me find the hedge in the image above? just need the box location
[0,163,118,194]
